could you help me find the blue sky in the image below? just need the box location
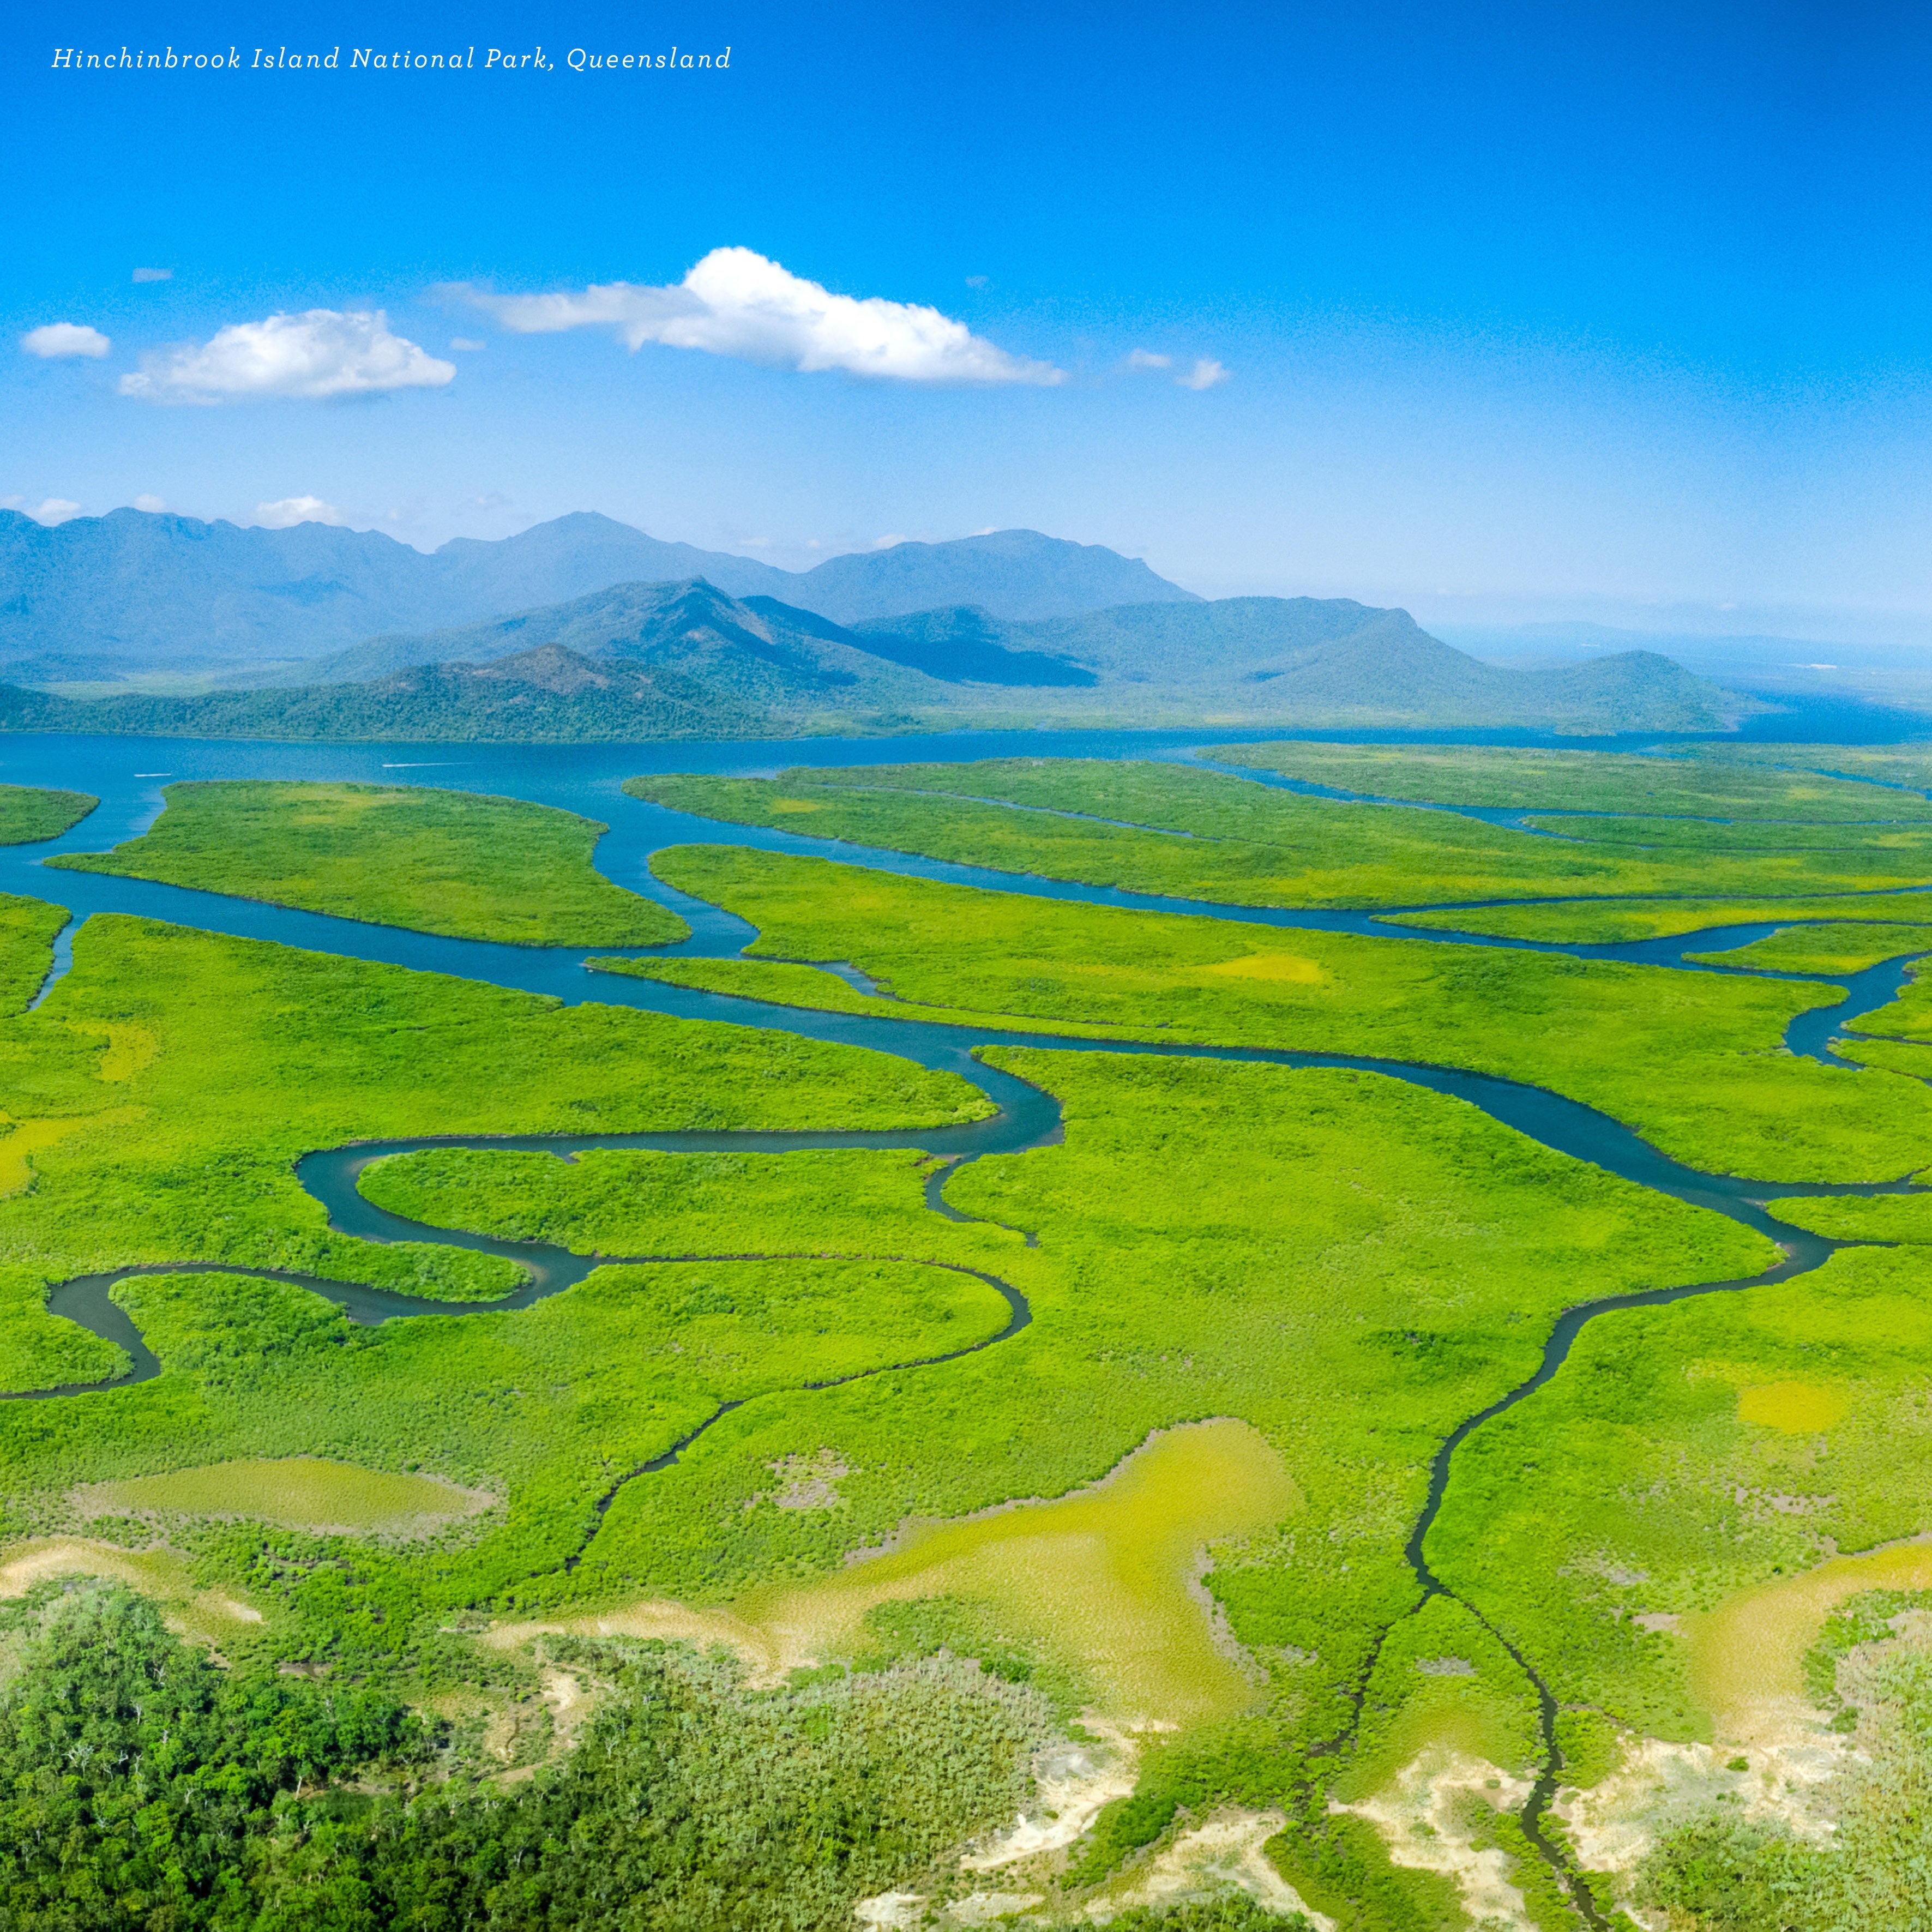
[7,0,1932,640]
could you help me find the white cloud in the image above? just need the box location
[121,310,455,403]
[251,496,346,529]
[7,498,85,524]
[132,267,173,284]
[1124,349,1172,371]
[21,323,110,360]
[454,246,1062,386]
[449,336,487,351]
[133,494,168,513]
[1178,357,1228,391]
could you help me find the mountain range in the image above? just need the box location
[0,509,1194,681]
[0,575,1761,741]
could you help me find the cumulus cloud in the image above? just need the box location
[453,247,1062,385]
[121,310,455,403]
[251,496,346,529]
[21,323,110,359]
[133,494,168,513]
[131,267,172,283]
[449,336,487,351]
[1124,349,1172,371]
[1178,357,1229,391]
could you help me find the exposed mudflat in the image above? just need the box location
[1333,1747,1538,1930]
[741,1420,1296,1730]
[72,1455,499,1538]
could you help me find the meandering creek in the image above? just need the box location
[6,727,1932,1924]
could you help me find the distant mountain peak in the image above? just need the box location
[0,510,1195,677]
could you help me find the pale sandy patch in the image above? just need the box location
[540,1665,598,1750]
[1096,1807,1332,1928]
[0,1537,266,1639]
[482,1667,604,1781]
[481,1598,785,1676]
[853,1893,926,1927]
[0,1537,191,1597]
[940,1892,1046,1925]
[962,1718,1140,1870]
[854,1891,1051,1928]
[1556,1732,1845,1883]
[1333,1748,1537,1930]
[764,1448,851,1512]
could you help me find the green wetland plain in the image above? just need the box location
[4,739,1932,1928]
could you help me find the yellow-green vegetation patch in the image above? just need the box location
[0,1108,140,1196]
[1205,741,1932,821]
[51,779,686,946]
[1196,950,1324,983]
[1427,1243,1932,1744]
[1684,920,1932,973]
[1736,1381,1850,1433]
[650,844,1932,1181]
[1688,1538,1932,1726]
[73,1456,497,1536]
[738,1420,1295,1730]
[0,785,95,845]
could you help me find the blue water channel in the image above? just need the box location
[5,725,1930,1925]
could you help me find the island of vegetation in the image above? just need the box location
[52,780,685,947]
[0,783,95,846]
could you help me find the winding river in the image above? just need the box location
[4,725,1930,1925]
